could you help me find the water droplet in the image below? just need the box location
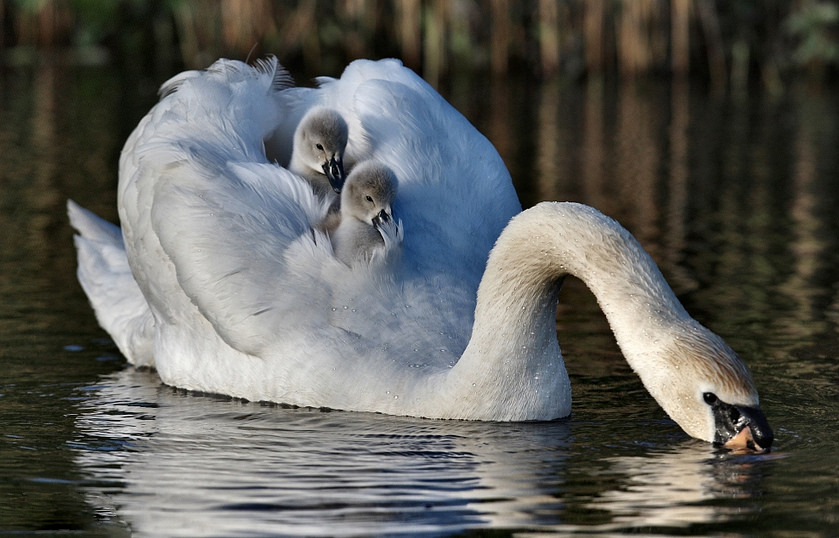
[393,395,399,400]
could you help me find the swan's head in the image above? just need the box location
[640,324,773,452]
[341,161,398,230]
[293,107,348,193]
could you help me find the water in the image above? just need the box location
[1,59,838,536]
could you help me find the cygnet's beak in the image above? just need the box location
[322,156,346,193]
[712,400,774,453]
[372,209,392,228]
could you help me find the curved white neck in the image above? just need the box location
[436,202,691,420]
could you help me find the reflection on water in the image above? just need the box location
[74,368,777,536]
[1,60,838,535]
[75,369,556,536]
[580,448,777,533]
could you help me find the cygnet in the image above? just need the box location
[288,106,348,198]
[329,161,401,265]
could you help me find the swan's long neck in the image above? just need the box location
[437,202,691,421]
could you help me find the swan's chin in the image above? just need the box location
[723,424,771,454]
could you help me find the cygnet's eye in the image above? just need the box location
[365,195,374,203]
[316,143,324,151]
[703,392,718,405]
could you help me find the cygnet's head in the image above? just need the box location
[342,161,398,229]
[293,107,348,193]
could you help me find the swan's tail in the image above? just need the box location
[67,200,155,367]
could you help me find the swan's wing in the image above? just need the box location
[148,56,293,164]
[149,155,336,357]
[118,57,343,358]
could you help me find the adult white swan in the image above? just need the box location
[69,57,772,452]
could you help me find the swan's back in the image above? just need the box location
[282,59,522,283]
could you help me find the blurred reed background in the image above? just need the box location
[1,1,837,376]
[1,0,837,89]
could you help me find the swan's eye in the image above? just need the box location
[703,392,718,405]
[316,143,324,151]
[365,195,374,203]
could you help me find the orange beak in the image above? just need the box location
[723,424,771,453]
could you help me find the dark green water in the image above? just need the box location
[1,59,838,536]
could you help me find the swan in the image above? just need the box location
[69,57,772,452]
[327,160,401,265]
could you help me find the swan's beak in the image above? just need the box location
[323,156,346,193]
[714,401,774,453]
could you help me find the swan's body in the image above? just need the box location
[70,57,772,450]
[329,161,401,265]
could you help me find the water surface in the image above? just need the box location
[1,59,838,536]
